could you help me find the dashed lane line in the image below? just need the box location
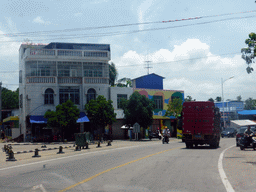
[58,147,182,192]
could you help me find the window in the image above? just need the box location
[87,88,96,103]
[19,70,22,83]
[26,61,56,77]
[57,62,82,77]
[44,88,54,104]
[84,52,107,57]
[57,50,82,57]
[117,94,127,109]
[19,94,23,108]
[59,89,80,104]
[84,63,103,77]
[153,96,163,110]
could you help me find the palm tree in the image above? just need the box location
[117,78,132,87]
[109,62,118,86]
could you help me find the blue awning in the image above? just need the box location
[30,113,89,124]
[77,112,90,123]
[238,110,256,115]
[30,116,48,124]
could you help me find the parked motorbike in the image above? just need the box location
[238,133,256,150]
[162,136,169,144]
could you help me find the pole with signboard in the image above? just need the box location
[133,123,140,141]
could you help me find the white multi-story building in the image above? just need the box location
[19,42,111,141]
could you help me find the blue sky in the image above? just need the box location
[0,0,256,101]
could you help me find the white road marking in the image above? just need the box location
[0,142,160,171]
[32,184,47,192]
[218,145,235,192]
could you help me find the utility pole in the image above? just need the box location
[144,61,152,75]
[0,82,2,128]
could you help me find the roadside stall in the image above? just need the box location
[2,116,19,139]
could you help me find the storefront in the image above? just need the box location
[2,116,19,139]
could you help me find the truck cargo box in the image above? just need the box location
[182,101,221,148]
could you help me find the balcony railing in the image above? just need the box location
[26,76,109,84]
[84,78,109,84]
[23,48,110,60]
[58,77,82,84]
[30,49,55,56]
[26,77,56,83]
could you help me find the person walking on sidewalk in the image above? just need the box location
[1,130,5,140]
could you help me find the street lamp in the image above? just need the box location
[221,76,234,129]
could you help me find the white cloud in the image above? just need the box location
[114,38,253,101]
[33,16,50,25]
[90,0,108,4]
[0,30,20,58]
[74,13,83,17]
[137,0,154,30]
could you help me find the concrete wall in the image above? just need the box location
[110,87,133,109]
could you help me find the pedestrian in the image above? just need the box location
[1,130,5,140]
[58,134,62,142]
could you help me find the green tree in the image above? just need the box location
[208,98,214,102]
[244,98,256,110]
[120,92,155,130]
[109,62,118,86]
[237,95,242,101]
[85,95,116,139]
[2,87,19,109]
[44,100,80,140]
[184,95,193,102]
[165,98,183,118]
[241,32,256,74]
[116,77,132,87]
[215,96,222,102]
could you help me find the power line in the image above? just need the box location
[0,52,243,72]
[0,11,256,42]
[116,52,241,68]
[2,10,255,37]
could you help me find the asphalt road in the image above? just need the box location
[0,138,254,192]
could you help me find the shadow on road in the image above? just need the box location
[180,145,221,150]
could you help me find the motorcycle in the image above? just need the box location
[238,133,256,150]
[162,136,169,144]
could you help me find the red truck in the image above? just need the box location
[182,101,221,148]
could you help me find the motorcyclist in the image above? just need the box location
[244,125,254,146]
[162,126,170,143]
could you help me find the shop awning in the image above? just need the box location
[77,112,90,123]
[30,113,90,124]
[153,115,176,120]
[238,110,256,115]
[121,125,133,129]
[30,116,47,124]
[3,116,19,123]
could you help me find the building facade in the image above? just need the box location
[18,42,184,141]
[110,73,184,139]
[19,42,111,141]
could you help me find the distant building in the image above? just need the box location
[214,101,244,127]
[132,73,164,90]
[111,73,184,139]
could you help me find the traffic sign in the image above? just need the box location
[133,122,140,133]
